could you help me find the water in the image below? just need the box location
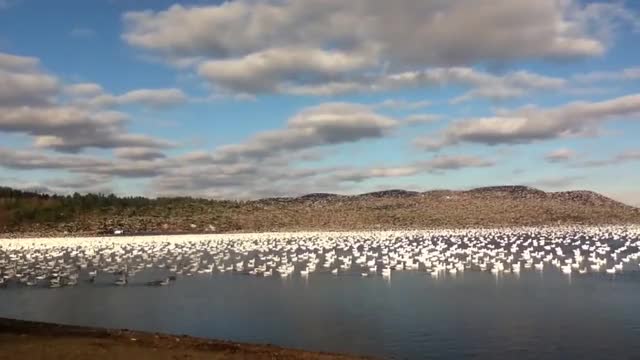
[1,269,640,359]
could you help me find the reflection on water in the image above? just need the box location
[1,270,640,360]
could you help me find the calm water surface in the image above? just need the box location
[1,270,639,359]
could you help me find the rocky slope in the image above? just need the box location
[1,186,638,237]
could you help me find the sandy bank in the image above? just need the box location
[0,318,367,360]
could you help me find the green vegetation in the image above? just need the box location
[0,187,237,234]
[1,187,147,225]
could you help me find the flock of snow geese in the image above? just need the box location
[1,225,639,289]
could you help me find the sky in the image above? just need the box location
[0,0,639,205]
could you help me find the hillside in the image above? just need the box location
[1,185,639,237]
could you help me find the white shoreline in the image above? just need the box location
[2,224,640,249]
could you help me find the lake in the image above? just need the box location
[1,228,640,359]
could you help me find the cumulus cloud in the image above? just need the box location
[0,52,59,106]
[198,47,376,93]
[0,51,180,152]
[425,155,496,171]
[333,155,495,183]
[0,145,334,197]
[0,106,125,135]
[285,67,566,99]
[0,101,403,198]
[416,93,640,150]
[122,0,635,96]
[204,63,565,99]
[150,153,495,199]
[147,149,361,199]
[213,102,397,161]
[0,71,58,105]
[34,133,173,153]
[0,52,40,72]
[64,83,104,98]
[115,147,167,161]
[0,147,109,170]
[406,68,567,103]
[112,103,404,198]
[0,105,173,152]
[64,82,187,109]
[123,0,621,64]
[82,88,187,108]
[0,147,171,178]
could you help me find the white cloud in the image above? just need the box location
[122,0,635,96]
[115,147,167,161]
[0,99,402,197]
[124,0,621,64]
[0,104,172,152]
[0,52,40,72]
[0,147,174,178]
[34,133,172,153]
[0,106,124,135]
[284,67,566,100]
[333,155,495,183]
[0,51,59,106]
[64,83,104,98]
[0,51,179,152]
[213,102,397,161]
[0,147,109,170]
[417,93,640,150]
[79,88,187,109]
[275,67,566,102]
[198,47,376,93]
[64,82,187,109]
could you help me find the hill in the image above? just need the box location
[1,185,639,237]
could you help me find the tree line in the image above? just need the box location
[0,186,229,229]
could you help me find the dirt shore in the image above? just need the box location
[0,318,368,360]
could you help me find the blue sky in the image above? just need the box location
[0,0,639,205]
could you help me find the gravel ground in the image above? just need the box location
[0,318,368,360]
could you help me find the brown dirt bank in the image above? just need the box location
[0,318,368,360]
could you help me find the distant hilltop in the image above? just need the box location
[1,185,638,238]
[262,186,625,207]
